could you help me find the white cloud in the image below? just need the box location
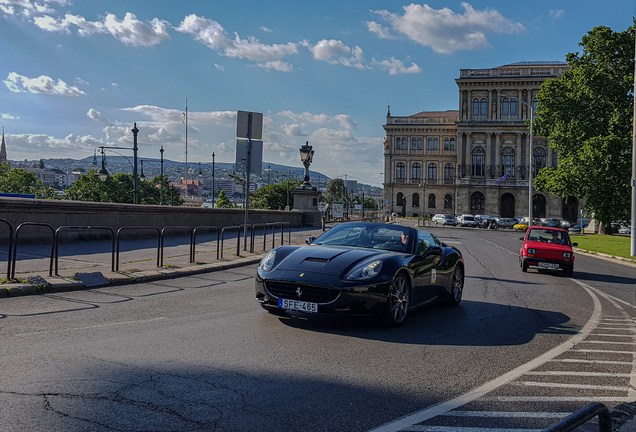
[549,10,564,19]
[365,21,395,39]
[1,113,19,120]
[75,77,90,85]
[120,105,237,127]
[214,63,225,72]
[260,26,272,32]
[176,14,297,71]
[302,39,369,69]
[111,82,118,87]
[4,133,105,159]
[33,12,171,47]
[373,2,525,54]
[4,72,86,96]
[0,4,15,14]
[334,114,357,130]
[278,110,331,124]
[372,57,422,75]
[86,108,113,126]
[281,123,308,136]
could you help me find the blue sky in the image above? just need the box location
[1,1,634,186]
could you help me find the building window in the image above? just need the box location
[510,98,517,115]
[472,98,479,115]
[480,98,488,115]
[396,192,405,210]
[412,193,420,207]
[533,97,538,111]
[417,137,423,149]
[444,163,454,180]
[395,137,401,150]
[501,147,516,177]
[470,192,485,212]
[502,98,509,115]
[427,137,439,150]
[396,162,405,179]
[411,137,417,150]
[411,162,422,180]
[471,147,486,177]
[450,137,455,150]
[444,194,453,209]
[444,137,449,150]
[428,193,436,208]
[533,147,547,177]
[428,163,437,180]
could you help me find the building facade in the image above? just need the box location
[383,61,581,222]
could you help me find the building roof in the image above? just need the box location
[409,110,459,118]
[0,128,7,162]
[499,61,568,67]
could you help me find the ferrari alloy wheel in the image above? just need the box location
[447,265,463,306]
[384,274,410,327]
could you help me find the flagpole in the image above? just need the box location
[185,97,188,198]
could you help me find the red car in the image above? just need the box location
[519,227,577,276]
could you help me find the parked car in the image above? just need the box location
[513,220,529,231]
[519,227,577,276]
[568,224,582,233]
[432,214,457,226]
[610,223,621,233]
[459,214,478,227]
[255,222,465,327]
[498,218,516,229]
[619,225,631,234]
[545,218,563,228]
[478,217,499,229]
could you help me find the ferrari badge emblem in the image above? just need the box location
[300,273,304,277]
[296,287,302,298]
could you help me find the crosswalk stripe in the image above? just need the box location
[405,427,542,432]
[581,340,636,345]
[482,396,628,402]
[573,349,636,354]
[525,371,634,377]
[549,359,632,365]
[438,411,568,418]
[516,381,629,391]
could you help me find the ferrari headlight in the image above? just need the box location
[347,260,383,280]
[259,250,276,271]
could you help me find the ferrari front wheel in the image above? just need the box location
[447,265,464,306]
[383,274,411,327]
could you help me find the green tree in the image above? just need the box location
[325,178,347,205]
[38,159,45,169]
[534,24,634,234]
[216,190,235,208]
[0,161,58,198]
[250,180,300,209]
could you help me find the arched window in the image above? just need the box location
[396,162,405,179]
[472,98,479,115]
[501,147,516,177]
[428,193,436,208]
[396,192,405,208]
[444,163,454,180]
[502,98,509,115]
[412,193,420,207]
[470,192,485,212]
[433,137,439,149]
[444,137,449,150]
[471,147,486,177]
[450,138,455,150]
[411,162,422,180]
[510,98,517,115]
[533,147,547,177]
[532,97,538,111]
[444,194,453,209]
[480,98,488,115]
[395,137,401,150]
[428,163,437,180]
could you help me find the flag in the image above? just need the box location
[182,113,186,125]
[495,173,508,184]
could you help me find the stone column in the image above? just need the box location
[495,133,501,177]
[516,133,522,178]
[547,145,554,168]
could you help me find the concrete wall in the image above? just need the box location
[0,197,304,242]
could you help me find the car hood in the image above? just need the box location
[275,245,391,276]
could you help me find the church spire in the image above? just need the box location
[0,127,7,163]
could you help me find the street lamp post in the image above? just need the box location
[212,152,215,208]
[96,123,140,204]
[500,95,534,225]
[160,146,164,205]
[298,141,316,190]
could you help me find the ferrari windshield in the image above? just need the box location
[312,224,414,253]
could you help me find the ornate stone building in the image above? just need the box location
[383,61,581,222]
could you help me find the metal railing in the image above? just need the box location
[12,222,55,278]
[0,218,13,280]
[219,226,241,259]
[543,402,611,432]
[54,226,115,275]
[192,226,219,261]
[160,226,193,267]
[116,227,160,271]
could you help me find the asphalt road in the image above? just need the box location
[0,226,635,431]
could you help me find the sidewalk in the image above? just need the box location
[0,226,325,297]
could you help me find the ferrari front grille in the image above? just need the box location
[265,281,340,304]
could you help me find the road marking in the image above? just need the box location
[525,371,635,377]
[591,333,636,337]
[482,239,518,256]
[549,359,632,365]
[582,340,636,345]
[573,349,636,355]
[482,396,628,402]
[367,282,601,432]
[15,317,168,336]
[406,427,541,432]
[595,326,635,330]
[515,381,629,391]
[438,411,568,418]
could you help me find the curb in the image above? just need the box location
[572,247,636,268]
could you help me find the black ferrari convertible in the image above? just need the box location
[255,222,465,327]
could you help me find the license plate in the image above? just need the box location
[278,298,318,313]
[539,262,560,269]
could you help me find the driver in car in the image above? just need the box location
[549,231,564,245]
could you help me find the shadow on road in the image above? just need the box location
[572,271,636,285]
[275,300,577,346]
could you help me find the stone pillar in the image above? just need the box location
[495,133,501,177]
[515,133,522,178]
[547,145,554,168]
[291,189,322,226]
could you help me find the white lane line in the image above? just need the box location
[367,281,601,432]
[482,239,518,256]
[573,349,636,355]
[482,396,628,402]
[597,324,633,328]
[591,333,636,337]
[438,412,568,419]
[406,427,540,432]
[582,340,636,345]
[15,317,168,336]
[515,381,629,391]
[601,319,634,322]
[550,359,632,365]
[525,371,634,377]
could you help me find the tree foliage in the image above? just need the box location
[0,162,58,199]
[215,190,235,208]
[250,180,300,210]
[534,24,634,233]
[324,178,347,204]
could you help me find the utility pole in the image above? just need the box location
[631,28,636,256]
